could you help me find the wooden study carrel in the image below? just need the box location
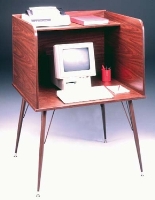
[12,10,145,196]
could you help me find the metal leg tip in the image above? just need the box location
[104,139,107,143]
[141,173,144,176]
[14,153,17,157]
[36,193,40,197]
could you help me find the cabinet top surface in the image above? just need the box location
[12,10,121,32]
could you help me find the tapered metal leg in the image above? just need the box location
[100,104,107,143]
[128,100,143,174]
[37,111,47,195]
[14,98,26,156]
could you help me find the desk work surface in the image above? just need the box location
[38,78,145,111]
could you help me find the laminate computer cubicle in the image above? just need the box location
[12,10,145,196]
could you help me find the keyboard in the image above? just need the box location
[57,86,114,103]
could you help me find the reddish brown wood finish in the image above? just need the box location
[12,15,38,109]
[12,10,145,111]
[104,11,145,95]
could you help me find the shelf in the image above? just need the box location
[36,21,120,31]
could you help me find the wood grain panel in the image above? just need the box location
[12,15,38,108]
[104,11,145,95]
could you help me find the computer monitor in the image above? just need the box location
[52,42,96,90]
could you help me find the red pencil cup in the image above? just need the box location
[101,66,111,82]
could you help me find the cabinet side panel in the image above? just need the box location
[104,11,145,95]
[12,15,38,108]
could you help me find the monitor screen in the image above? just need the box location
[53,42,96,79]
[63,47,90,72]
